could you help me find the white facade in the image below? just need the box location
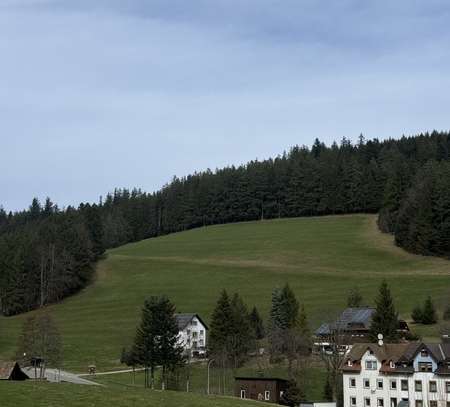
[176,314,207,357]
[343,348,450,407]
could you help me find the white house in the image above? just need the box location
[175,313,208,358]
[342,341,450,407]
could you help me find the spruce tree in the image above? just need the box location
[133,296,184,389]
[249,306,265,339]
[229,293,255,367]
[411,305,423,323]
[443,304,450,321]
[421,296,437,325]
[323,374,334,401]
[369,280,399,342]
[209,290,233,359]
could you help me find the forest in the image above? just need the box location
[0,131,449,316]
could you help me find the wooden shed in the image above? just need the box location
[235,376,288,404]
[0,361,29,381]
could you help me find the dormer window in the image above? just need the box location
[390,361,395,368]
[365,360,377,370]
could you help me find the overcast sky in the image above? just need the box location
[1,0,450,211]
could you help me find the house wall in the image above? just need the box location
[235,379,285,403]
[177,316,207,355]
[343,350,450,407]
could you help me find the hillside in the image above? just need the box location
[0,214,449,372]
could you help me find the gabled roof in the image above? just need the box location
[342,342,450,375]
[0,361,29,380]
[175,313,208,331]
[316,307,374,335]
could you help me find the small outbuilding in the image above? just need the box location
[235,376,288,404]
[0,361,29,381]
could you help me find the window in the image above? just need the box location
[390,380,397,390]
[350,397,357,407]
[415,380,422,392]
[401,380,408,391]
[192,332,198,338]
[390,361,395,368]
[264,391,270,401]
[377,379,383,389]
[349,378,356,388]
[390,398,397,407]
[415,401,423,407]
[366,360,378,370]
[347,360,353,367]
[420,349,428,357]
[191,320,198,326]
[418,362,433,372]
[446,381,450,393]
[364,379,370,389]
[429,381,437,392]
[199,339,204,346]
[240,390,246,399]
[200,330,204,336]
[429,402,437,407]
[377,398,384,407]
[364,397,371,406]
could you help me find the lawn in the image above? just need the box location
[0,214,449,373]
[0,381,263,407]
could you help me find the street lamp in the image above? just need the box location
[207,358,215,395]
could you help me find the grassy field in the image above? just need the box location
[0,214,449,374]
[0,381,264,407]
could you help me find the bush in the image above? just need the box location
[422,296,437,325]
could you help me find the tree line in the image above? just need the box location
[1,131,449,315]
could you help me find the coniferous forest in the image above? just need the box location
[1,131,449,316]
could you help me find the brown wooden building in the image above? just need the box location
[234,376,288,404]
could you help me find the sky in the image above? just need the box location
[1,1,450,212]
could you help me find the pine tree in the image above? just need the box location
[421,296,437,325]
[347,287,363,308]
[249,306,265,339]
[369,280,399,342]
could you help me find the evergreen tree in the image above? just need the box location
[280,379,305,406]
[411,305,423,323]
[209,290,234,359]
[229,293,255,367]
[443,304,450,321]
[323,374,334,401]
[421,296,437,325]
[133,296,184,389]
[347,287,363,308]
[249,306,265,340]
[369,280,399,342]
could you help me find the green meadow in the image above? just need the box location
[0,381,264,407]
[0,214,449,373]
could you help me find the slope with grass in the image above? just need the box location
[0,215,449,372]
